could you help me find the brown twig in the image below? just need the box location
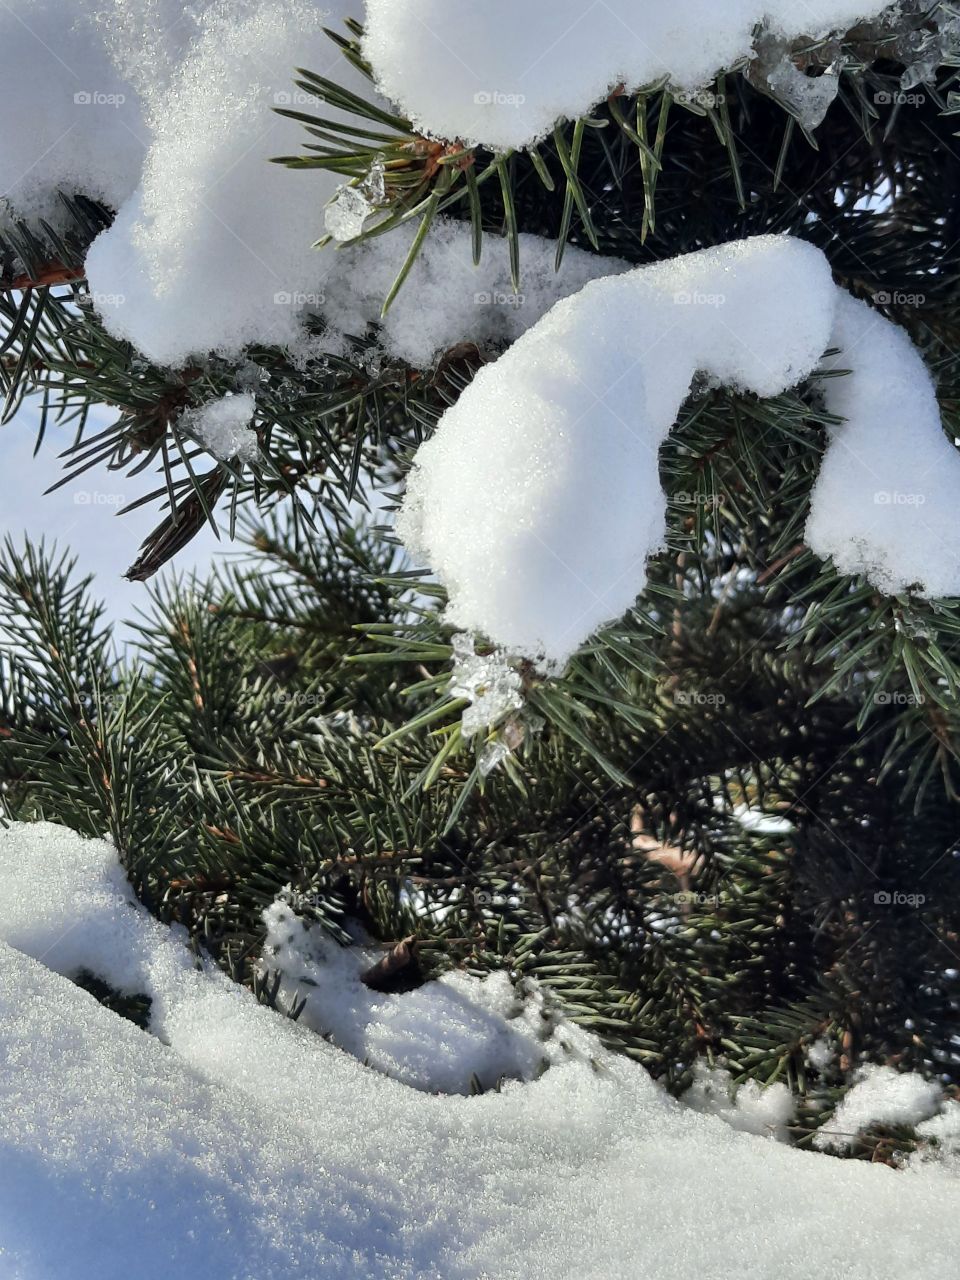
[1,262,84,293]
[361,936,421,992]
[757,543,805,585]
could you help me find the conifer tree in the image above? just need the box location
[3,0,960,1159]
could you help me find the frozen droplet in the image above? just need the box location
[235,360,269,392]
[361,155,386,205]
[479,739,511,777]
[324,157,387,243]
[766,56,839,131]
[449,633,523,738]
[325,185,375,243]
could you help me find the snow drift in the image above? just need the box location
[0,820,958,1278]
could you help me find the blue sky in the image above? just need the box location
[0,400,227,631]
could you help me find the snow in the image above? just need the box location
[6,8,959,664]
[398,235,960,665]
[0,0,363,362]
[83,1,375,367]
[0,1,155,219]
[915,1103,960,1172]
[806,290,960,598]
[682,1063,796,1142]
[1,819,960,1278]
[186,391,259,463]
[324,158,387,243]
[261,900,555,1094]
[317,216,625,368]
[1,2,622,369]
[0,0,901,226]
[807,1037,835,1072]
[362,0,896,151]
[815,1064,945,1151]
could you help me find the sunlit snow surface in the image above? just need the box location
[0,820,958,1279]
[363,0,896,149]
[398,236,960,664]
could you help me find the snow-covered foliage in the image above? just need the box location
[398,235,960,665]
[7,8,958,660]
[0,1,357,361]
[914,1102,960,1173]
[682,1062,796,1142]
[815,1064,945,1151]
[362,0,897,150]
[805,290,960,596]
[82,0,374,366]
[0,0,908,232]
[2,820,960,1278]
[0,0,188,219]
[261,899,556,1094]
[319,217,626,368]
[0,3,623,369]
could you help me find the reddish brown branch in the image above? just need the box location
[1,262,84,293]
[361,937,421,993]
[757,543,805,586]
